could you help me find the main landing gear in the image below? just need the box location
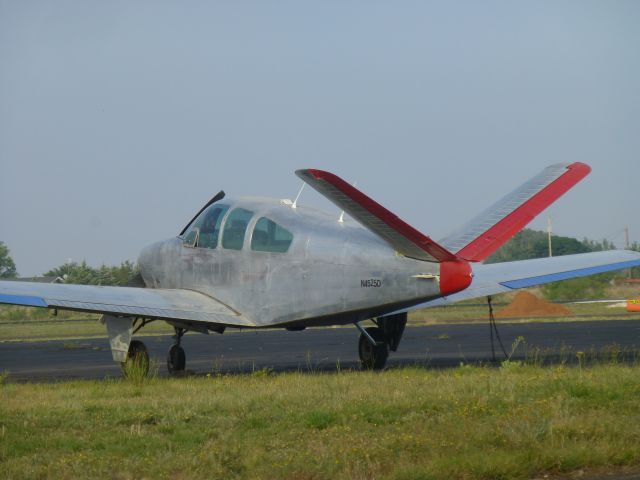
[358,327,389,370]
[119,322,187,377]
[122,327,187,377]
[167,327,186,375]
[356,312,407,370]
[121,339,150,377]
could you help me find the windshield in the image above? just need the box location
[182,204,229,248]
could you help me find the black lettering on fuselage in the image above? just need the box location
[360,279,382,288]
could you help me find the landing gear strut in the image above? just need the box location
[167,327,186,375]
[356,312,407,370]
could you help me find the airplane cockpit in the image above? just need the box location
[181,203,294,253]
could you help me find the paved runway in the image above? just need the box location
[2,319,640,381]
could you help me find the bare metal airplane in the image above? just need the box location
[2,163,639,374]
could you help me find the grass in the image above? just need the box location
[2,362,640,479]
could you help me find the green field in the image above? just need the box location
[2,362,640,479]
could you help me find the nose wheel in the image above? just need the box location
[167,327,187,375]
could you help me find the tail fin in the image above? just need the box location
[296,169,457,262]
[439,162,591,262]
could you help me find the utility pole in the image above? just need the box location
[547,216,553,257]
[625,225,631,278]
[625,225,630,249]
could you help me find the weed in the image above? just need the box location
[306,410,336,430]
[250,367,274,378]
[500,359,523,370]
[122,357,157,386]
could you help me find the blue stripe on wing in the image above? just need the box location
[500,259,640,289]
[0,294,48,308]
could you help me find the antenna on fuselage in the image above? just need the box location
[338,180,357,223]
[291,182,306,209]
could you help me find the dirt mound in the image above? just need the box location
[495,291,571,318]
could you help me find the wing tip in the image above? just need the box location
[296,168,333,182]
[568,161,592,178]
[0,294,48,308]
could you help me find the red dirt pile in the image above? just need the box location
[495,291,571,318]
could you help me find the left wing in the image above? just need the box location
[0,281,254,327]
[407,249,640,308]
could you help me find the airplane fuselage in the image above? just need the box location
[138,197,446,328]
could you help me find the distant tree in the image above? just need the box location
[631,241,640,278]
[541,272,614,301]
[485,229,625,300]
[485,228,597,264]
[43,260,139,286]
[0,241,18,278]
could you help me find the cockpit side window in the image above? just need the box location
[251,217,293,253]
[221,208,254,250]
[183,204,229,249]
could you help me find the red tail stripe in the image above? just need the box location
[306,169,457,262]
[456,162,591,262]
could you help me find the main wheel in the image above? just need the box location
[121,339,150,378]
[167,344,186,374]
[358,327,389,370]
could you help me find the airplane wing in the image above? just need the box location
[406,249,640,308]
[0,281,255,327]
[296,169,457,262]
[439,162,591,262]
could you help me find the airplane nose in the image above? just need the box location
[439,260,473,296]
[137,243,158,287]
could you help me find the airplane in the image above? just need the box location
[1,162,640,375]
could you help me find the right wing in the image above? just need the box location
[296,169,457,262]
[410,249,640,308]
[0,281,254,327]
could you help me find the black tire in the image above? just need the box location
[121,339,150,377]
[358,327,389,370]
[167,344,186,374]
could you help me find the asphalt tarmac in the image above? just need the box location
[2,319,640,381]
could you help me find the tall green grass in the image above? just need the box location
[2,363,640,479]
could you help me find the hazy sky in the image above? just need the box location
[1,1,638,276]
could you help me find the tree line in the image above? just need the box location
[487,229,640,300]
[0,241,140,286]
[43,260,141,286]
[485,228,619,263]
